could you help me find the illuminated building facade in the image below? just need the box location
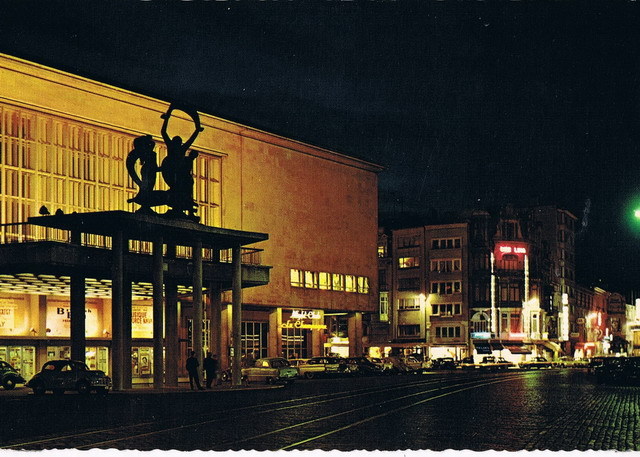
[370,223,470,360]
[0,54,381,383]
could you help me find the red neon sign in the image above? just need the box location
[498,245,527,254]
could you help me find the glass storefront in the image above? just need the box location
[131,346,153,379]
[46,345,109,374]
[282,327,309,359]
[0,345,36,379]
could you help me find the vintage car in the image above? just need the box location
[0,360,26,390]
[26,360,111,395]
[344,357,384,376]
[399,355,432,373]
[289,357,345,379]
[241,357,299,385]
[431,357,457,370]
[554,356,589,368]
[519,357,553,370]
[595,357,640,385]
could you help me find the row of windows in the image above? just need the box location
[0,106,222,227]
[398,324,420,337]
[432,303,462,316]
[430,281,462,295]
[431,237,461,250]
[435,326,461,338]
[431,259,461,273]
[398,298,420,310]
[290,269,370,294]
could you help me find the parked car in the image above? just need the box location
[432,357,456,370]
[588,356,615,374]
[594,357,634,384]
[345,357,384,376]
[519,357,553,370]
[241,357,299,385]
[289,357,344,379]
[459,357,477,370]
[554,356,589,368]
[26,360,111,395]
[400,355,432,373]
[0,360,26,390]
[496,357,515,369]
[381,356,415,374]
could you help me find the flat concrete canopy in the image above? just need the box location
[28,211,268,248]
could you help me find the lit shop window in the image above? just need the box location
[398,325,420,337]
[430,259,461,272]
[332,273,345,291]
[398,257,420,269]
[430,281,461,295]
[431,303,461,316]
[431,238,461,249]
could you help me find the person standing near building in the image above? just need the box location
[203,352,218,389]
[186,351,203,390]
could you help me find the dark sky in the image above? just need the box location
[2,1,640,294]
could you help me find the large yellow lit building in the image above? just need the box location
[0,54,382,384]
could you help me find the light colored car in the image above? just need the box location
[26,360,111,395]
[241,357,299,385]
[519,357,553,370]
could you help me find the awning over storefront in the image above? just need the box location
[490,342,505,351]
[474,341,491,354]
[504,343,532,354]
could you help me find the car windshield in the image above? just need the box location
[270,359,290,368]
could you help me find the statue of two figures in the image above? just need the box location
[126,104,204,221]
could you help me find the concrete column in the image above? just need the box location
[311,310,325,357]
[152,236,164,388]
[268,308,282,358]
[348,312,364,357]
[38,295,47,338]
[220,304,231,371]
[70,274,86,363]
[231,245,242,386]
[193,239,204,370]
[122,278,132,389]
[165,244,178,387]
[111,230,125,391]
[208,283,222,361]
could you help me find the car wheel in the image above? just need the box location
[77,381,91,395]
[32,382,46,396]
[304,372,315,380]
[3,377,16,390]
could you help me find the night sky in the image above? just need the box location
[1,1,640,294]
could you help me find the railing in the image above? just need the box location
[0,222,263,265]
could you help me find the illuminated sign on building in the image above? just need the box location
[282,309,327,330]
[132,305,153,338]
[291,309,322,320]
[471,332,491,339]
[47,303,100,337]
[0,304,16,334]
[498,246,527,254]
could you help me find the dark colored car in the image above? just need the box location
[432,357,456,370]
[0,360,26,390]
[594,357,639,385]
[26,360,112,395]
[345,357,384,376]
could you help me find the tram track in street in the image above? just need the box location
[2,371,533,450]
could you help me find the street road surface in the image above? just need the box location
[1,369,638,451]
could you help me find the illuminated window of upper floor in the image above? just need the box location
[398,257,420,269]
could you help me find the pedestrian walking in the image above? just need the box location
[186,351,203,390]
[203,352,218,389]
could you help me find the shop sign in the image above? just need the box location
[47,303,100,336]
[291,309,322,320]
[132,305,153,338]
[281,320,327,330]
[471,332,491,339]
[0,304,16,334]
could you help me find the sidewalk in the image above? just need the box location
[117,381,279,394]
